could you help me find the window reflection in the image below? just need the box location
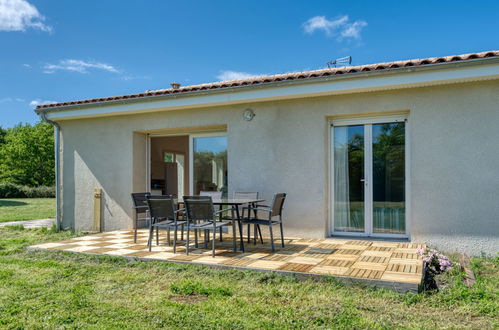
[193,136,228,196]
[372,123,405,234]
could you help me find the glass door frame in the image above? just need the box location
[329,114,410,239]
[145,131,228,196]
[189,132,228,197]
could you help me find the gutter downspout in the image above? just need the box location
[39,111,62,231]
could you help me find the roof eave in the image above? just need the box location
[35,56,499,115]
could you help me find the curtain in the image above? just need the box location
[333,127,350,231]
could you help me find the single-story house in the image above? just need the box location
[35,50,499,255]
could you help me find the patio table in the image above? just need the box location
[176,198,265,252]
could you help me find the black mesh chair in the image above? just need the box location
[225,192,263,245]
[183,196,234,257]
[200,191,222,199]
[200,191,224,241]
[131,192,151,243]
[242,193,286,252]
[145,195,186,253]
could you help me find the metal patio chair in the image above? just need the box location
[200,191,224,240]
[200,191,223,199]
[183,195,234,257]
[131,192,151,243]
[241,193,286,251]
[145,195,186,253]
[225,192,263,244]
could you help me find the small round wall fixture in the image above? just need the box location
[243,108,255,121]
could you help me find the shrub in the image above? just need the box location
[0,182,55,198]
[0,182,24,198]
[22,185,55,198]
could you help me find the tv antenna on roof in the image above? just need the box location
[326,56,352,68]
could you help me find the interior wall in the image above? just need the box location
[132,132,147,192]
[150,135,189,194]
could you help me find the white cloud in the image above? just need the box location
[340,20,368,39]
[216,70,265,81]
[303,15,367,40]
[29,99,57,107]
[0,97,25,103]
[0,0,52,32]
[43,59,120,74]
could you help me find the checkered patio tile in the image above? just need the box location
[29,229,425,292]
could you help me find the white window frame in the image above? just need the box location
[329,113,410,239]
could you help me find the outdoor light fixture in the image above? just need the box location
[243,108,255,121]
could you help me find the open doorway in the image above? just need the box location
[149,133,228,197]
[150,136,189,197]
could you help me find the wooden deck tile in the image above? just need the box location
[278,263,315,272]
[85,247,117,254]
[366,246,394,252]
[359,255,390,263]
[310,265,349,275]
[392,252,420,259]
[386,263,422,274]
[63,245,105,253]
[192,256,230,264]
[29,229,424,292]
[221,258,258,267]
[394,247,420,254]
[345,240,372,246]
[345,268,383,279]
[333,249,363,256]
[167,254,202,261]
[287,256,323,265]
[249,260,287,270]
[388,258,422,265]
[315,243,341,249]
[261,254,292,261]
[370,241,399,248]
[325,254,358,261]
[351,262,388,271]
[341,244,369,250]
[361,250,393,258]
[381,271,422,284]
[318,259,355,267]
[141,252,176,260]
[127,251,162,258]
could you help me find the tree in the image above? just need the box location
[0,122,55,186]
[0,126,6,146]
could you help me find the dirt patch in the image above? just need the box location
[169,295,208,304]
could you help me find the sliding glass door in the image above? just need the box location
[332,118,407,237]
[333,125,365,232]
[191,134,228,196]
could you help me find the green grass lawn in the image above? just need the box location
[0,227,497,328]
[0,198,55,222]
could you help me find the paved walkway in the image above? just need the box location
[0,218,55,228]
[29,229,425,293]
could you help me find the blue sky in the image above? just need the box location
[1,0,498,127]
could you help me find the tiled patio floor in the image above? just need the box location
[29,229,425,293]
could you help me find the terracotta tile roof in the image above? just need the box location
[36,50,499,111]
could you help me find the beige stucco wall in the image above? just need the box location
[59,80,499,255]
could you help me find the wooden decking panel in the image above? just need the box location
[29,230,425,293]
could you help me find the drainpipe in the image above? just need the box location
[39,111,62,231]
